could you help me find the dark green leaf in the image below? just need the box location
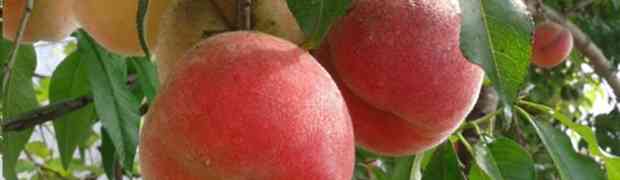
[49,50,97,169]
[78,31,141,169]
[0,39,38,180]
[528,119,606,180]
[422,142,465,180]
[595,110,620,156]
[101,128,119,180]
[459,0,533,107]
[287,0,351,48]
[128,57,158,103]
[473,137,536,180]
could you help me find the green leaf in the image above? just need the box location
[128,57,159,103]
[469,164,492,180]
[607,158,620,180]
[369,164,389,180]
[49,50,97,169]
[526,117,606,180]
[25,141,51,159]
[410,150,433,180]
[595,110,620,156]
[0,39,38,180]
[422,142,465,180]
[390,155,415,180]
[459,0,533,107]
[34,78,50,102]
[78,31,141,169]
[15,159,36,173]
[101,128,119,180]
[473,137,536,180]
[287,0,351,48]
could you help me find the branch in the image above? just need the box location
[524,0,620,98]
[1,75,143,132]
[237,0,252,30]
[2,0,33,113]
[1,96,93,131]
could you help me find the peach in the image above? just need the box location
[154,0,304,84]
[322,0,484,156]
[140,31,354,179]
[531,22,574,68]
[73,0,172,56]
[3,0,78,43]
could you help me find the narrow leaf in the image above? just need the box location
[528,118,605,180]
[101,128,119,180]
[0,39,38,180]
[78,31,141,169]
[49,51,97,169]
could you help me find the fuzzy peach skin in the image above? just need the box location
[3,0,78,43]
[323,0,484,156]
[315,44,444,156]
[140,31,355,180]
[154,0,304,84]
[73,0,172,56]
[531,22,574,68]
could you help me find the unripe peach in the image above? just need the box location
[154,0,304,84]
[322,0,484,156]
[73,0,172,56]
[3,0,78,43]
[153,0,231,84]
[531,22,574,68]
[140,31,354,179]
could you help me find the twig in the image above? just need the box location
[33,73,49,79]
[1,96,94,131]
[114,160,123,180]
[525,1,620,99]
[1,75,143,132]
[237,0,252,30]
[2,0,33,116]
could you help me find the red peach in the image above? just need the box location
[322,0,484,156]
[532,22,574,69]
[140,31,355,179]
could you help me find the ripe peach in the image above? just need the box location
[140,31,354,179]
[73,0,172,56]
[531,22,574,69]
[154,0,304,84]
[3,0,78,43]
[322,0,484,156]
[315,44,444,156]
